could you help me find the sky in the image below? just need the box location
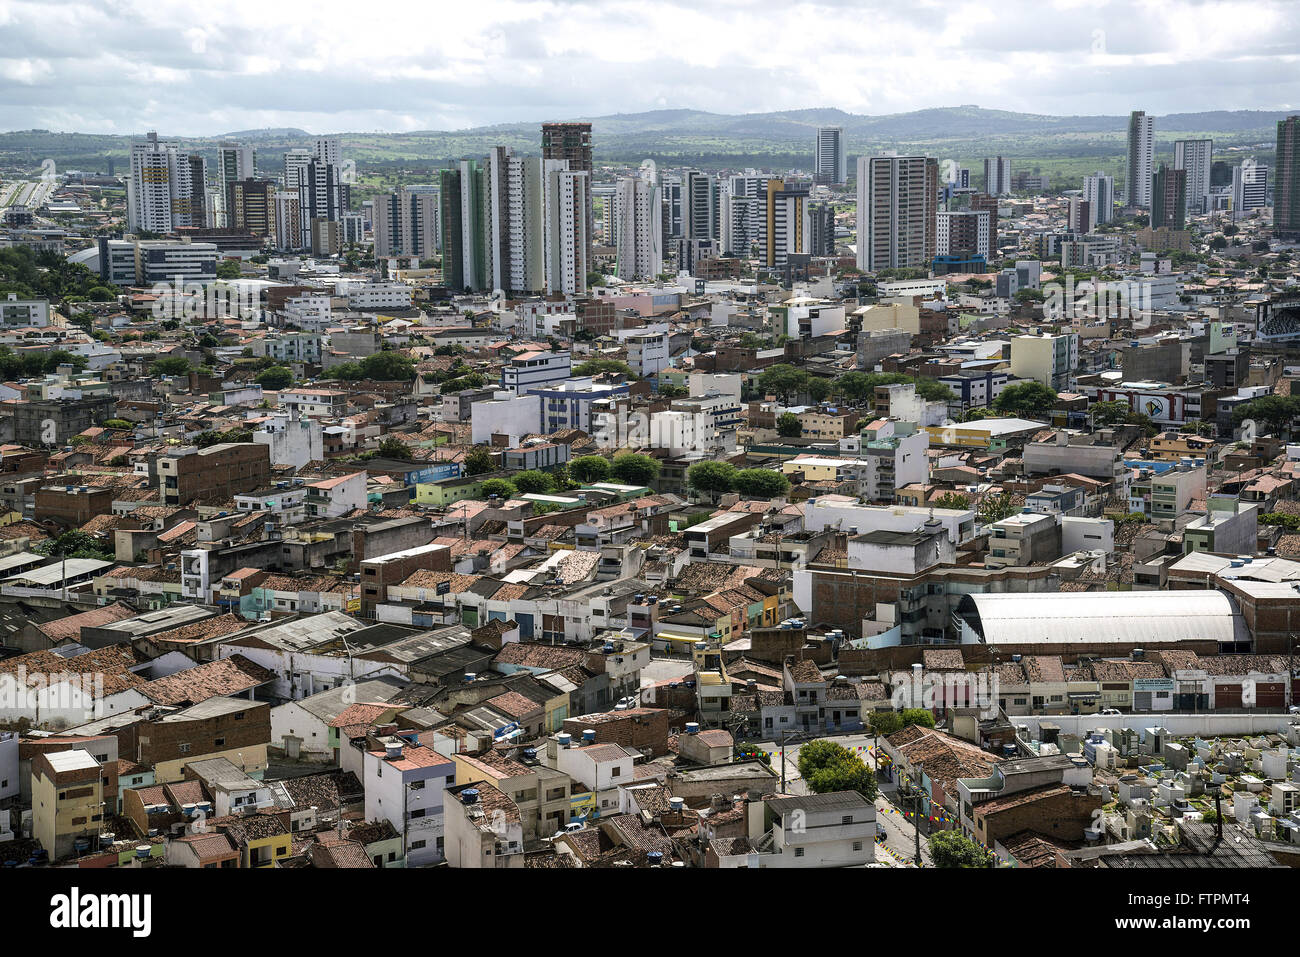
[0,0,1298,136]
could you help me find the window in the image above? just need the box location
[215,737,225,747]
[410,840,426,850]
[410,808,426,819]
[852,841,863,852]
[178,743,191,754]
[410,780,425,790]
[842,815,854,825]
[794,847,805,858]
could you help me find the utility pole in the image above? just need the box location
[913,760,924,865]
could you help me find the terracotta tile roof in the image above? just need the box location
[922,648,965,672]
[36,601,138,643]
[141,654,275,706]
[485,690,542,720]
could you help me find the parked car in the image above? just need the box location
[551,822,586,840]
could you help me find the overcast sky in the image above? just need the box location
[1,0,1298,135]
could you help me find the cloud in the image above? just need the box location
[0,0,1297,134]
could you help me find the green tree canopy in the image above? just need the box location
[930,831,993,868]
[687,460,737,495]
[731,468,790,498]
[479,478,517,500]
[463,446,496,475]
[992,381,1057,418]
[610,452,660,485]
[796,740,878,801]
[776,412,802,438]
[376,437,413,460]
[569,455,613,484]
[150,356,193,377]
[574,359,636,379]
[254,365,295,391]
[511,470,556,495]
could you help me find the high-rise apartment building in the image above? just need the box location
[273,190,305,251]
[762,179,809,269]
[936,209,992,261]
[807,202,837,257]
[1276,115,1300,239]
[543,160,590,297]
[1151,164,1187,230]
[218,143,256,185]
[226,178,277,237]
[126,132,206,233]
[1126,110,1155,208]
[373,187,440,260]
[615,171,663,280]
[855,155,939,272]
[1173,139,1212,218]
[1232,161,1269,214]
[683,170,720,242]
[541,122,593,263]
[1083,172,1115,229]
[984,156,1011,196]
[814,127,846,185]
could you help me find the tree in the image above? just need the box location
[36,530,112,562]
[1091,399,1132,427]
[569,455,613,484]
[731,468,791,498]
[1233,394,1300,436]
[933,492,970,510]
[978,492,1019,525]
[511,470,556,494]
[756,364,808,403]
[687,460,737,496]
[806,378,831,403]
[376,437,413,460]
[913,378,955,402]
[992,381,1057,418]
[360,351,417,381]
[610,452,660,485]
[479,478,517,499]
[254,365,295,391]
[463,446,495,475]
[796,740,878,801]
[930,831,993,868]
[574,359,636,379]
[776,412,802,438]
[656,384,689,398]
[900,708,936,730]
[216,260,242,279]
[868,711,903,736]
[150,356,192,377]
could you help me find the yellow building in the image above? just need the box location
[781,456,864,482]
[854,302,921,335]
[32,749,105,860]
[220,814,292,867]
[1147,431,1214,462]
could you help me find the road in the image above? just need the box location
[754,730,931,866]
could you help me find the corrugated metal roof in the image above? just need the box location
[963,590,1243,645]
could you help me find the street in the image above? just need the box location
[754,730,932,866]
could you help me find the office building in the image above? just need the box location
[1126,110,1155,208]
[218,143,255,186]
[855,154,939,272]
[814,126,847,185]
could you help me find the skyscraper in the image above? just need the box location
[373,187,440,259]
[541,122,594,264]
[682,170,720,242]
[226,178,277,237]
[1232,161,1269,214]
[1173,139,1212,218]
[1276,115,1300,238]
[1083,172,1115,229]
[814,127,846,185]
[1151,164,1187,230]
[806,202,837,257]
[983,156,1011,196]
[856,155,939,272]
[543,159,590,297]
[615,170,663,281]
[217,143,255,186]
[1126,110,1155,208]
[762,179,809,269]
[439,160,486,293]
[127,132,205,233]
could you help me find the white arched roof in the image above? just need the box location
[961,590,1244,646]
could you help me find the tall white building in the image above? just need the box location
[856,155,939,272]
[1083,171,1115,229]
[1174,139,1212,218]
[719,190,757,259]
[615,170,663,281]
[127,132,205,233]
[218,143,255,185]
[313,136,342,168]
[1126,110,1155,208]
[543,160,589,297]
[1232,161,1268,212]
[984,156,1011,196]
[815,127,846,185]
